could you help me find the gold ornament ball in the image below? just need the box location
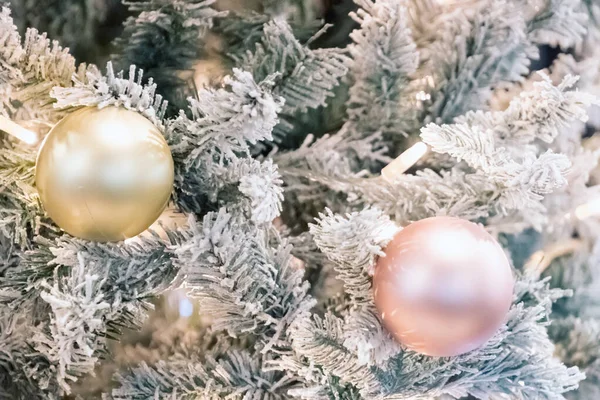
[35,106,174,242]
[373,216,514,357]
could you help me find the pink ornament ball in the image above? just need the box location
[373,216,514,357]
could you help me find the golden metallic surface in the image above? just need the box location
[35,106,174,242]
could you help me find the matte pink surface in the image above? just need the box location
[373,216,514,357]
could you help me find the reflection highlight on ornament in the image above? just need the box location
[0,115,39,145]
[430,228,474,261]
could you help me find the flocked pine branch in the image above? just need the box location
[0,310,57,398]
[456,73,598,145]
[276,0,418,159]
[421,123,571,197]
[0,140,42,251]
[217,0,325,63]
[309,207,398,304]
[51,62,169,124]
[346,0,419,140]
[526,0,587,48]
[544,242,600,399]
[0,6,85,123]
[551,317,600,399]
[274,0,418,222]
[36,264,113,393]
[278,0,566,225]
[261,0,324,25]
[167,69,282,158]
[0,7,77,293]
[7,0,109,63]
[406,0,585,130]
[114,0,227,113]
[237,18,349,141]
[421,0,535,124]
[112,351,297,399]
[117,0,225,68]
[239,18,349,115]
[289,311,383,397]
[0,1,597,398]
[420,73,599,226]
[0,62,288,391]
[165,68,285,216]
[175,209,315,352]
[51,62,286,221]
[0,31,288,394]
[234,158,284,223]
[0,232,183,393]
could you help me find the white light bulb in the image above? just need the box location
[0,116,39,145]
[381,142,429,182]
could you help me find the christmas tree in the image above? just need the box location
[1,0,600,398]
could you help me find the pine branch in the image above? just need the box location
[289,311,382,397]
[114,0,227,114]
[457,73,598,145]
[296,219,584,399]
[414,0,586,126]
[280,153,552,231]
[274,129,389,226]
[244,19,349,114]
[167,69,283,159]
[551,317,600,371]
[423,0,535,123]
[48,234,182,306]
[420,74,597,220]
[117,0,225,69]
[1,232,183,394]
[0,310,57,399]
[111,351,297,399]
[288,375,363,400]
[309,208,399,304]
[7,0,109,64]
[0,139,43,251]
[347,0,419,139]
[51,62,168,124]
[175,209,315,350]
[167,69,284,216]
[36,266,112,393]
[237,18,349,141]
[527,0,587,48]
[5,233,180,310]
[234,158,284,223]
[218,1,325,67]
[0,6,82,122]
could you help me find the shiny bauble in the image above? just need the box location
[373,216,514,357]
[35,106,174,242]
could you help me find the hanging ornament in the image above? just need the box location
[373,216,514,357]
[35,106,174,242]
